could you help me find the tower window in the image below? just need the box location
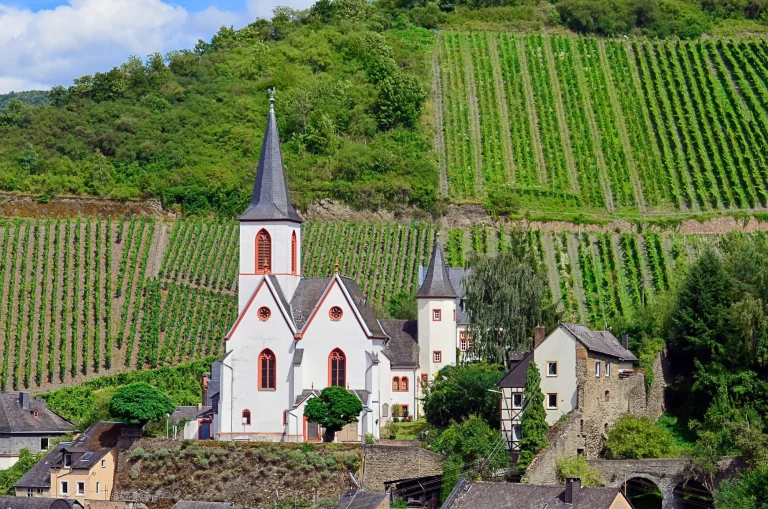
[259,349,276,390]
[433,351,442,363]
[329,349,346,387]
[433,309,442,321]
[256,229,272,274]
[291,232,297,274]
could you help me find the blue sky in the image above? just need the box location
[0,0,315,94]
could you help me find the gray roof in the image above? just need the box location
[417,241,458,299]
[171,406,211,422]
[380,320,419,368]
[294,389,317,407]
[0,497,83,509]
[561,324,638,361]
[450,268,470,324]
[444,481,623,509]
[332,492,388,509]
[499,352,533,389]
[353,390,370,406]
[339,277,387,338]
[239,101,302,223]
[15,444,65,488]
[290,277,333,329]
[0,392,73,434]
[267,275,292,315]
[171,502,243,509]
[292,348,304,365]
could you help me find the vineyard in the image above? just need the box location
[435,33,768,215]
[0,214,753,393]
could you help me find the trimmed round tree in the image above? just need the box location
[517,362,548,472]
[304,386,363,442]
[109,382,175,427]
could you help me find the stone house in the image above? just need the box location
[0,392,74,469]
[0,496,83,509]
[15,422,129,502]
[500,324,644,456]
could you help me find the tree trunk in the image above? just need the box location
[323,428,336,443]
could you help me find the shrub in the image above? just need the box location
[603,416,677,459]
[129,469,138,480]
[377,72,427,129]
[130,448,145,460]
[556,456,605,487]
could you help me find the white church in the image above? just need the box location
[177,97,468,443]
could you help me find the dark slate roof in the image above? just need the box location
[171,406,211,422]
[499,352,533,388]
[444,481,623,509]
[353,390,370,406]
[290,278,332,329]
[171,502,243,509]
[380,320,419,368]
[267,275,292,317]
[294,389,317,407]
[0,497,83,509]
[0,392,73,434]
[561,323,638,361]
[15,444,65,488]
[417,241,458,299]
[239,101,302,223]
[448,268,469,298]
[331,491,388,509]
[339,277,387,338]
[292,348,304,366]
[48,422,129,470]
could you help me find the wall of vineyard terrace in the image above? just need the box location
[1,211,766,395]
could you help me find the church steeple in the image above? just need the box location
[240,89,302,223]
[417,239,458,299]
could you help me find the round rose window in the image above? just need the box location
[258,306,271,321]
[329,306,343,321]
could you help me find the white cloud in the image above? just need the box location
[0,0,252,94]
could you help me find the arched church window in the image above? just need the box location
[291,232,297,274]
[329,349,346,387]
[256,229,272,274]
[258,307,271,321]
[242,409,251,425]
[401,377,409,391]
[392,378,399,391]
[259,349,276,390]
[329,306,343,321]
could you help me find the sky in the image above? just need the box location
[0,0,315,94]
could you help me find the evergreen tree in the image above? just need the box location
[517,361,548,472]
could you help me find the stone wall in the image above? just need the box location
[0,434,48,455]
[362,445,443,491]
[523,412,583,485]
[0,193,164,218]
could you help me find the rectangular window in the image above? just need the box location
[60,481,68,496]
[546,393,558,410]
[63,454,72,468]
[606,362,611,378]
[460,339,467,351]
[460,330,465,340]
[76,482,85,496]
[595,361,601,378]
[547,361,558,377]
[512,393,523,409]
[40,437,49,450]
[401,404,409,416]
[433,351,442,363]
[433,309,441,321]
[96,482,100,495]
[512,425,522,442]
[26,489,33,498]
[101,459,106,468]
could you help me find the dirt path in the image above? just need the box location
[516,38,548,187]
[598,41,646,213]
[488,34,517,183]
[432,50,450,197]
[460,35,485,196]
[543,36,580,193]
[636,235,656,303]
[571,46,615,212]
[541,233,564,313]
[566,232,589,321]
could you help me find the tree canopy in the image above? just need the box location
[304,386,363,442]
[108,382,175,426]
[602,415,678,459]
[422,363,505,428]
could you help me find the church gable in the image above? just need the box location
[226,276,297,341]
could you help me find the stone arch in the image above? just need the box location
[672,479,713,509]
[624,475,663,509]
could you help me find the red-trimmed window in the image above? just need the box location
[433,351,442,363]
[282,410,288,426]
[242,409,251,425]
[256,229,272,274]
[401,404,409,416]
[259,349,276,389]
[258,306,271,321]
[421,374,428,387]
[401,377,409,391]
[460,338,468,351]
[433,309,442,321]
[453,309,456,321]
[392,377,400,391]
[329,349,346,387]
[291,232,297,274]
[329,306,343,321]
[32,410,39,419]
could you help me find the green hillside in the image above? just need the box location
[0,214,758,393]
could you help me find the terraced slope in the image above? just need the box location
[435,34,768,215]
[0,215,750,393]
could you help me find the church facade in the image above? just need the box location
[192,98,466,443]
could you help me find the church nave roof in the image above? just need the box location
[380,319,419,368]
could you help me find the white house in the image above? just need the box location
[179,96,465,442]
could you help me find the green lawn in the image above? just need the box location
[389,420,429,440]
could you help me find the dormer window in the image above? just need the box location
[63,454,72,468]
[32,409,39,418]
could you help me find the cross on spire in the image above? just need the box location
[268,87,276,110]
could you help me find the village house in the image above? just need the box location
[14,422,129,502]
[500,324,642,455]
[0,496,83,509]
[0,392,73,469]
[180,95,467,443]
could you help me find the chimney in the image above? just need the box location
[534,326,546,348]
[621,333,629,351]
[564,477,580,504]
[201,373,209,404]
[19,392,30,411]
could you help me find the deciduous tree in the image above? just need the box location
[304,386,363,442]
[108,382,174,426]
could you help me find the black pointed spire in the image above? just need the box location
[239,90,303,223]
[417,238,458,299]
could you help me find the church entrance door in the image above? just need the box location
[337,422,358,442]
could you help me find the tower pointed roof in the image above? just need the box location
[239,92,303,223]
[417,239,458,299]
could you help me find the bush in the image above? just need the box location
[603,416,678,459]
[109,382,175,426]
[429,416,507,478]
[423,363,506,428]
[130,448,145,460]
[556,456,605,487]
[377,72,427,128]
